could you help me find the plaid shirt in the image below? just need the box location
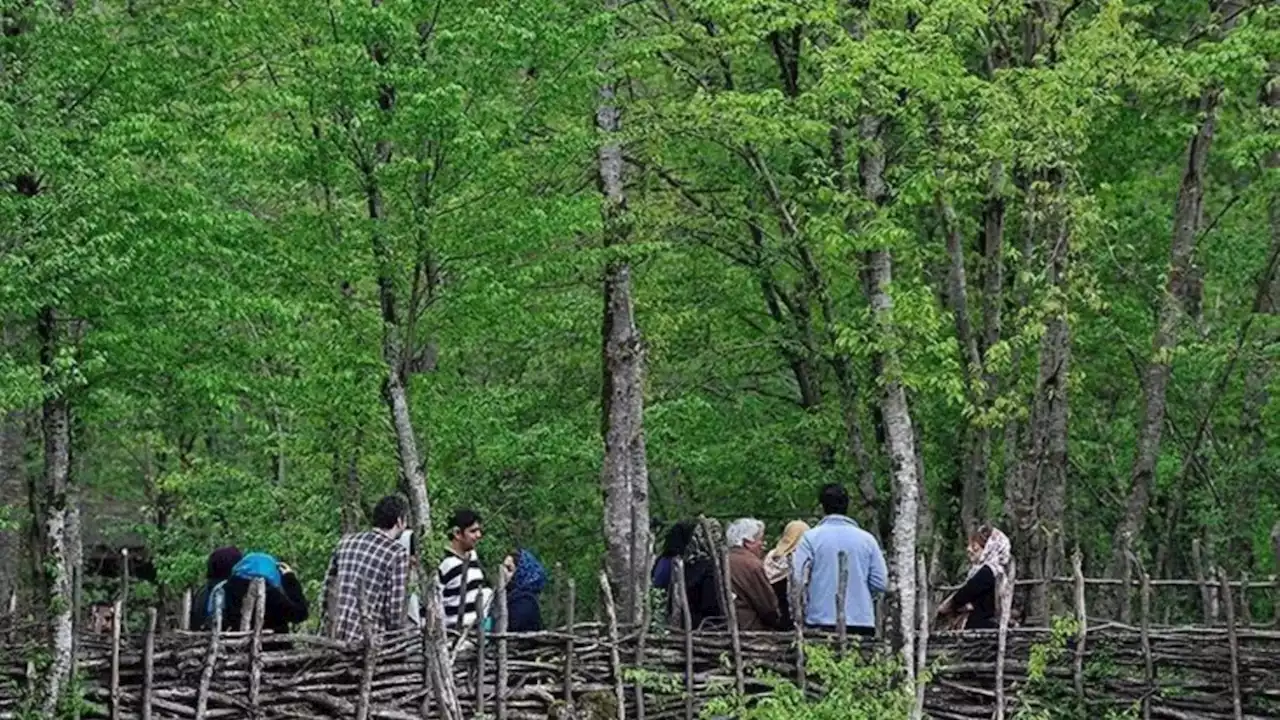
[323,530,408,642]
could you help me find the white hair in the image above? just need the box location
[726,518,765,548]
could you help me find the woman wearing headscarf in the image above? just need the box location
[219,552,309,634]
[668,517,725,630]
[190,546,242,631]
[763,520,809,628]
[503,548,548,632]
[938,525,1012,630]
[652,521,695,591]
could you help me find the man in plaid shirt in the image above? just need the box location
[323,495,410,642]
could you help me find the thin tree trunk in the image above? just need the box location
[1111,86,1220,580]
[1019,190,1071,624]
[598,0,650,625]
[0,322,24,607]
[859,115,917,675]
[38,306,74,716]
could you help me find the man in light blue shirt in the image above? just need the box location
[791,484,888,635]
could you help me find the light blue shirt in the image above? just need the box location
[791,515,888,628]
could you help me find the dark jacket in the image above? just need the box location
[728,548,782,631]
[951,565,998,630]
[667,558,723,629]
[200,573,309,634]
[507,549,547,633]
[772,579,792,629]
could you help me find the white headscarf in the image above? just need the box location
[968,527,1012,580]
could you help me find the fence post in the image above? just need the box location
[495,568,509,720]
[599,571,626,720]
[249,579,266,720]
[1119,549,1132,625]
[912,555,929,720]
[1072,547,1086,702]
[475,582,488,719]
[356,589,377,720]
[1191,539,1212,624]
[1239,572,1251,627]
[194,591,223,720]
[120,548,131,637]
[180,589,192,632]
[634,579,648,720]
[110,600,122,720]
[1218,568,1242,720]
[1133,553,1153,720]
[791,560,810,692]
[836,551,849,658]
[720,549,744,696]
[562,577,576,710]
[674,559,694,720]
[142,607,156,720]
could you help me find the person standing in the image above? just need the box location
[438,508,493,632]
[725,518,783,631]
[792,484,887,636]
[322,495,410,642]
[503,547,548,632]
[763,520,809,627]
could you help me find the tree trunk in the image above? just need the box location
[859,115,917,676]
[1111,87,1219,580]
[1240,69,1279,456]
[1019,191,1071,625]
[38,306,74,716]
[598,0,651,624]
[0,322,24,608]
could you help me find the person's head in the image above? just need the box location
[372,495,410,538]
[661,521,696,558]
[819,483,850,517]
[726,518,766,557]
[967,525,994,563]
[448,508,483,553]
[772,520,810,557]
[207,546,243,582]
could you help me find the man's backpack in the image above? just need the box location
[206,552,284,617]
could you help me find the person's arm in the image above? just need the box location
[791,535,813,588]
[275,570,310,625]
[741,561,782,629]
[867,538,888,594]
[386,547,408,630]
[948,566,995,610]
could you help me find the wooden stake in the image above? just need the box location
[1119,548,1132,625]
[142,608,156,720]
[995,556,1016,720]
[1192,539,1212,624]
[5,590,14,645]
[674,559,694,720]
[357,590,378,720]
[249,579,266,720]
[1072,547,1086,702]
[720,549,744,696]
[1134,554,1153,720]
[1239,572,1251,627]
[599,571,626,720]
[634,580,648,720]
[110,599,122,720]
[180,589,192,632]
[792,559,810,692]
[1218,568,1242,720]
[835,551,848,657]
[194,591,222,720]
[912,555,929,720]
[120,548,131,637]
[475,583,487,719]
[562,577,576,710]
[495,567,509,720]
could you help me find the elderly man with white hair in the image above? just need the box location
[725,518,784,631]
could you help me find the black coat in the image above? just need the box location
[196,573,309,634]
[952,565,998,630]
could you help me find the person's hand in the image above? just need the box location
[937,597,953,615]
[501,555,515,583]
[278,562,294,576]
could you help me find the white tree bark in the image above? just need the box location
[598,0,651,624]
[38,306,73,717]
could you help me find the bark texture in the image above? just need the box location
[1111,87,1219,580]
[0,323,24,607]
[598,0,651,625]
[38,306,74,716]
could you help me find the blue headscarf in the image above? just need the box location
[508,549,547,600]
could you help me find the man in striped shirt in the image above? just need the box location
[438,508,493,631]
[323,496,410,642]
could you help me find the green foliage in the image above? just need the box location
[701,647,913,720]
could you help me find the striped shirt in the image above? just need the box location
[322,530,408,642]
[438,550,491,630]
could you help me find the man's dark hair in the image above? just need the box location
[372,495,409,530]
[448,508,482,537]
[819,483,850,516]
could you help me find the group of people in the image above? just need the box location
[654,483,1014,634]
[190,496,548,640]
[187,484,1012,640]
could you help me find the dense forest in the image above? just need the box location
[0,0,1277,697]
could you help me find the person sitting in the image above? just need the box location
[938,525,1012,630]
[220,553,309,634]
[503,547,548,632]
[763,520,809,628]
[438,508,493,632]
[669,517,725,629]
[726,518,783,631]
[792,484,887,636]
[652,521,695,592]
[190,546,242,631]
